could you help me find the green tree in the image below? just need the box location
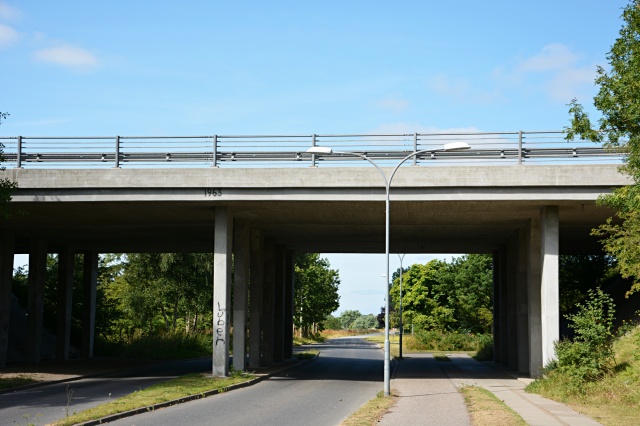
[565,1,640,295]
[0,111,18,219]
[115,253,213,335]
[322,314,342,330]
[294,253,340,337]
[351,313,377,329]
[339,309,363,329]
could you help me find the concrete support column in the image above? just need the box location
[497,245,509,366]
[262,240,276,366]
[82,251,98,358]
[527,218,543,376]
[233,219,250,372]
[213,207,233,376]
[506,237,518,370]
[249,228,264,369]
[540,206,560,367]
[27,239,47,363]
[273,245,285,363]
[284,250,295,359]
[516,228,530,375]
[492,250,501,364]
[0,232,15,367]
[56,247,75,361]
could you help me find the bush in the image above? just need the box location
[410,329,492,352]
[548,288,617,384]
[97,331,213,359]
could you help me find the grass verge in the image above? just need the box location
[526,325,640,426]
[295,349,319,360]
[341,391,396,426]
[461,386,526,426]
[51,372,255,426]
[0,375,38,390]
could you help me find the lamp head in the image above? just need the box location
[306,146,333,155]
[442,141,471,151]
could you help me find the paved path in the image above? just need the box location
[380,353,602,426]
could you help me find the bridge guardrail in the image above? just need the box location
[0,131,627,169]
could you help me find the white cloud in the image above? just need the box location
[516,43,596,101]
[429,73,502,104]
[518,43,579,72]
[0,2,21,20]
[0,23,18,48]
[376,97,409,112]
[33,45,98,70]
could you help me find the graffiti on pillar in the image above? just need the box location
[215,301,226,346]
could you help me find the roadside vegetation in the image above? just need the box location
[51,371,255,426]
[526,290,640,425]
[340,391,396,426]
[461,386,526,426]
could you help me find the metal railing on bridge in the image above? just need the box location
[0,131,627,169]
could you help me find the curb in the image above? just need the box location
[77,355,316,426]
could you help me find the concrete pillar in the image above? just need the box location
[249,228,264,369]
[273,245,285,363]
[262,240,276,366]
[492,250,501,364]
[56,247,75,361]
[527,217,543,376]
[213,207,233,376]
[0,232,15,367]
[540,206,560,367]
[284,250,295,359]
[27,239,47,364]
[506,237,518,370]
[82,251,98,358]
[233,219,250,372]
[497,245,509,366]
[516,228,530,374]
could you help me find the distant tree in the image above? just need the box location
[322,314,342,330]
[564,1,640,296]
[0,111,18,219]
[351,314,377,329]
[338,309,363,329]
[294,253,340,337]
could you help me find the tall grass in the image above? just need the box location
[97,331,213,360]
[409,330,493,353]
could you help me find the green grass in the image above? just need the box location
[97,332,213,360]
[341,391,396,426]
[526,325,640,425]
[461,386,526,426]
[51,371,255,426]
[0,375,37,390]
[295,349,319,360]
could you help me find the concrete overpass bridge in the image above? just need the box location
[0,131,631,377]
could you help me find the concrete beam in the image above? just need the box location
[0,232,15,367]
[233,219,250,372]
[506,237,518,370]
[516,228,530,375]
[213,207,233,376]
[82,251,98,358]
[27,239,47,363]
[273,245,285,363]
[528,218,543,376]
[284,250,295,359]
[262,240,276,366]
[249,228,264,369]
[541,206,560,367]
[56,247,75,361]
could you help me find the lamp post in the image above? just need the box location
[397,253,405,360]
[307,142,470,396]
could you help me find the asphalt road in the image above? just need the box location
[108,337,383,426]
[0,357,211,425]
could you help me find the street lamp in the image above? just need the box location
[307,142,470,396]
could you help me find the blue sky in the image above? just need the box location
[2,1,630,315]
